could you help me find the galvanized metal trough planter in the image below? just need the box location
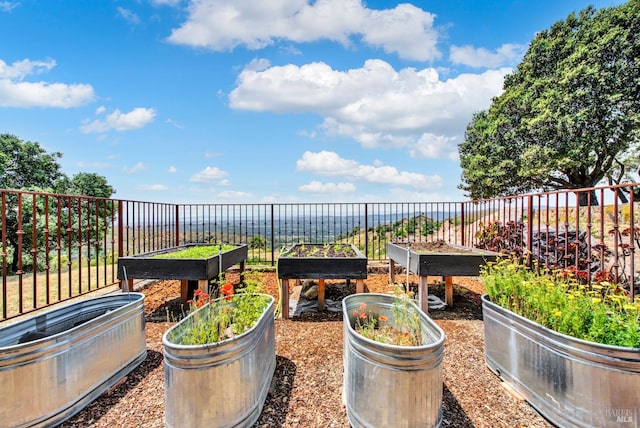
[162,294,276,428]
[482,295,640,428]
[0,292,147,428]
[342,293,446,428]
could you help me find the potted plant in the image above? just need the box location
[162,274,275,428]
[481,257,640,428]
[342,289,446,428]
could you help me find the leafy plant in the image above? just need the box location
[353,288,422,346]
[167,274,270,346]
[153,244,236,259]
[481,257,640,347]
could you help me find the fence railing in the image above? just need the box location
[2,183,638,320]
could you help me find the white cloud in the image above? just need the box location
[123,162,146,174]
[218,190,253,199]
[296,151,442,189]
[167,0,439,61]
[0,58,94,108]
[449,43,526,68]
[231,59,510,158]
[80,107,156,133]
[298,180,356,193]
[117,7,140,25]
[0,2,19,13]
[409,134,459,160]
[189,166,229,183]
[138,184,169,191]
[168,166,177,173]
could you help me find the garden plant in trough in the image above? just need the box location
[162,273,276,427]
[481,256,640,427]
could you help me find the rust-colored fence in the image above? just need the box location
[2,184,638,320]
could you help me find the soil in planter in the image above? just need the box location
[395,240,475,254]
[282,244,358,258]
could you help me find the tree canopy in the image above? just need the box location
[458,1,640,204]
[1,133,116,272]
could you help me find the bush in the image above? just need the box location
[481,257,640,348]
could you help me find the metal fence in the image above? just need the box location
[2,183,638,320]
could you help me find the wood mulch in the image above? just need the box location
[60,268,553,428]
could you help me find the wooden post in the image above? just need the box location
[356,279,364,294]
[389,259,396,283]
[180,280,189,305]
[445,276,454,308]
[281,278,290,319]
[418,275,429,313]
[318,279,325,311]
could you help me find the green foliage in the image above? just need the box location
[1,135,116,273]
[353,287,422,346]
[249,235,266,249]
[421,219,442,236]
[153,244,236,259]
[169,274,270,346]
[481,257,640,348]
[459,2,640,202]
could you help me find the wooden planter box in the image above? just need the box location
[117,244,248,303]
[277,243,367,318]
[387,241,498,311]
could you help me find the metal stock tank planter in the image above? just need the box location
[0,292,146,428]
[483,295,640,428]
[162,291,276,428]
[342,293,446,428]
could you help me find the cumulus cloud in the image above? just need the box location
[167,0,439,61]
[0,57,95,108]
[298,180,356,193]
[80,107,156,133]
[123,162,146,174]
[117,7,140,25]
[296,151,442,189]
[230,59,510,158]
[168,166,177,173]
[189,166,229,183]
[138,184,169,191]
[218,190,253,199]
[0,2,19,13]
[449,43,526,68]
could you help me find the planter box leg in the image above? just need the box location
[318,279,325,311]
[389,259,396,283]
[281,278,290,319]
[120,278,133,292]
[356,279,364,293]
[418,275,429,313]
[180,280,188,305]
[445,276,454,307]
[198,279,208,296]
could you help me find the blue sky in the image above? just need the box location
[0,0,625,204]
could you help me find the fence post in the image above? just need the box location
[527,195,534,266]
[175,204,180,247]
[117,200,124,258]
[460,202,466,247]
[364,203,369,258]
[270,204,275,266]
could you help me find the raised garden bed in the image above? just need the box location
[387,241,498,311]
[117,244,248,303]
[277,243,367,318]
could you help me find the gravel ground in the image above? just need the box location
[60,269,553,428]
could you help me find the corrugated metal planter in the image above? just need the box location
[482,295,640,428]
[342,293,446,428]
[0,292,147,428]
[162,294,276,428]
